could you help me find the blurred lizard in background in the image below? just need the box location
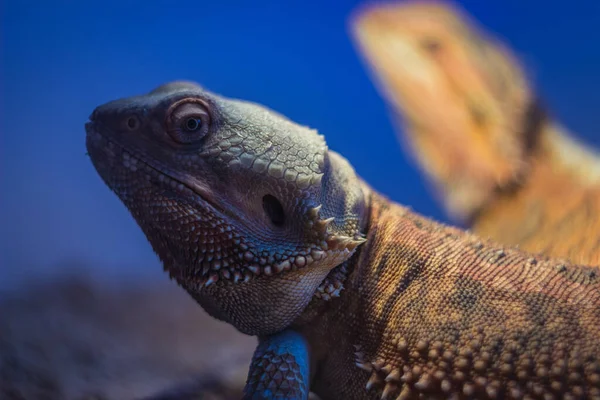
[351,0,600,265]
[86,81,599,399]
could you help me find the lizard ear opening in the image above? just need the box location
[262,194,286,227]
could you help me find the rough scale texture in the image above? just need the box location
[297,195,600,400]
[351,1,600,264]
[86,81,600,399]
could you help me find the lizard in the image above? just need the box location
[350,0,600,265]
[86,81,600,400]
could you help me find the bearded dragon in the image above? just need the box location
[351,1,600,265]
[86,81,600,400]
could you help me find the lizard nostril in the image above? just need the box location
[126,115,141,131]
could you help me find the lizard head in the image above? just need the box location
[351,1,544,221]
[86,81,368,335]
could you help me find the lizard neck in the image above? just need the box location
[473,121,600,264]
[291,181,376,328]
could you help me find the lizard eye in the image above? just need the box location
[184,117,202,132]
[167,100,211,144]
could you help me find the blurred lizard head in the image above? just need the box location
[351,1,544,221]
[85,81,367,335]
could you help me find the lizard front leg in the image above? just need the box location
[243,330,310,400]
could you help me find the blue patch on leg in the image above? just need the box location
[243,330,310,400]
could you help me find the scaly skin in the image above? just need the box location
[351,1,600,264]
[86,81,600,399]
[297,194,600,400]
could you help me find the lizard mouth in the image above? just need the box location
[84,122,362,291]
[85,122,228,217]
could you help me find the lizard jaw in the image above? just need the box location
[86,123,366,290]
[86,122,223,213]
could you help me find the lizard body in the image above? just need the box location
[86,82,600,399]
[299,193,600,400]
[351,1,600,264]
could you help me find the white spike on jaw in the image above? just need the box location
[347,236,367,251]
[315,217,335,235]
[327,235,367,251]
[309,204,323,219]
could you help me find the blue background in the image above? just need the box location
[2,0,600,288]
